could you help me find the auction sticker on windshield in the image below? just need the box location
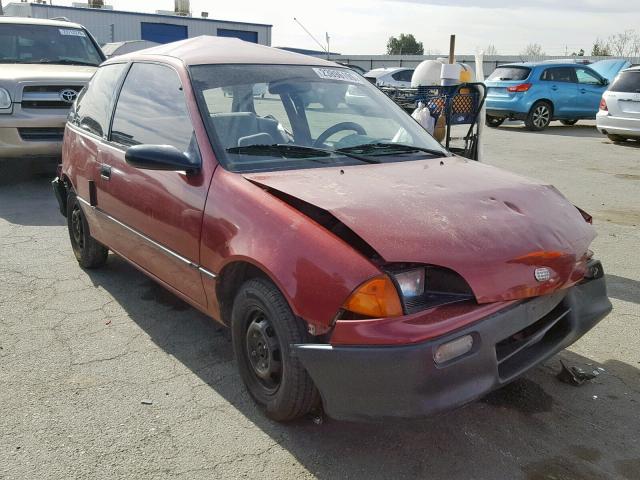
[59,29,87,37]
[313,68,363,83]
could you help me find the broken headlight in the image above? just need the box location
[388,265,475,315]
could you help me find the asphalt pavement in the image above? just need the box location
[1,120,639,479]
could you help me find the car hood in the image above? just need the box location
[0,64,96,100]
[244,157,595,304]
[589,59,631,80]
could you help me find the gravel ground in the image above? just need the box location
[1,120,639,480]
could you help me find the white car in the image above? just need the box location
[597,66,640,142]
[364,67,415,88]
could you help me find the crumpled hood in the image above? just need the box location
[244,157,595,303]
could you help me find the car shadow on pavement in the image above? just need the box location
[606,274,640,304]
[86,255,640,480]
[0,174,64,227]
[497,124,604,139]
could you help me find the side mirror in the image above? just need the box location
[125,144,199,174]
[601,78,609,86]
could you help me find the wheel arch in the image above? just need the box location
[531,98,555,116]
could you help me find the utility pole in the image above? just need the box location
[0,0,4,16]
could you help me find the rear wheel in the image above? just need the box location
[66,191,108,269]
[560,119,579,126]
[486,115,505,128]
[607,134,628,142]
[231,278,318,421]
[525,101,553,131]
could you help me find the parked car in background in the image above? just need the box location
[364,67,415,87]
[0,17,104,160]
[597,66,640,142]
[54,36,611,422]
[101,40,159,58]
[485,60,630,131]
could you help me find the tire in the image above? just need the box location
[231,278,318,421]
[486,115,505,128]
[607,134,628,143]
[560,119,579,126]
[525,101,553,131]
[66,191,108,269]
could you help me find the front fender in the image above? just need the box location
[199,168,381,328]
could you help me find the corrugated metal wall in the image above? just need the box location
[4,3,272,46]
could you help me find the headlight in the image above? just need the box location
[339,266,475,320]
[0,88,11,109]
[389,266,475,315]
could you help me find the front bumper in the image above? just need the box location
[294,269,611,421]
[0,105,69,159]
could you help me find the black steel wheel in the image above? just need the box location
[486,115,505,128]
[231,277,319,421]
[66,191,108,269]
[525,101,553,131]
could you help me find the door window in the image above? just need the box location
[540,67,575,83]
[575,68,602,85]
[110,62,196,155]
[391,69,413,82]
[75,63,127,137]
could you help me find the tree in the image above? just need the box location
[607,30,640,57]
[484,44,498,56]
[592,38,611,56]
[571,48,585,56]
[521,43,545,57]
[386,34,424,55]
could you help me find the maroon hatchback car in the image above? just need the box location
[53,36,612,421]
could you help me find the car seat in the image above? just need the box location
[210,112,285,149]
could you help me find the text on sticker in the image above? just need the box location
[313,68,363,83]
[59,29,87,37]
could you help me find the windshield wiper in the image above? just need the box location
[337,142,449,157]
[226,144,381,164]
[31,59,99,66]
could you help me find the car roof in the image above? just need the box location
[0,16,85,29]
[497,62,581,69]
[110,35,338,67]
[365,67,413,77]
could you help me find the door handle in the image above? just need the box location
[100,164,111,181]
[551,86,558,91]
[580,88,587,94]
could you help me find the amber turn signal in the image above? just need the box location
[342,275,403,318]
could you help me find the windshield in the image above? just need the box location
[0,24,104,66]
[190,64,448,173]
[487,66,531,81]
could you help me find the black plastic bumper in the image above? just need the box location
[294,271,612,421]
[52,176,67,217]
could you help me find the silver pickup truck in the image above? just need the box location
[0,17,104,160]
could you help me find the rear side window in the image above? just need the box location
[610,71,640,92]
[75,63,127,137]
[111,63,195,153]
[487,67,531,81]
[392,69,414,82]
[540,67,575,83]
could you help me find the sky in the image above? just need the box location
[40,0,640,55]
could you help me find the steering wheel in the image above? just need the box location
[313,122,367,147]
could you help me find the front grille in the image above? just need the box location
[18,127,65,141]
[21,85,82,109]
[496,301,571,381]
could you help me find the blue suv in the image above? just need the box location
[485,60,630,131]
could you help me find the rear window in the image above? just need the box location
[487,67,531,81]
[610,71,640,93]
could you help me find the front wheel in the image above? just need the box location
[525,101,553,131]
[66,192,108,269]
[231,278,318,421]
[486,115,505,128]
[560,119,579,126]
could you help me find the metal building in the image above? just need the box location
[3,2,272,46]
